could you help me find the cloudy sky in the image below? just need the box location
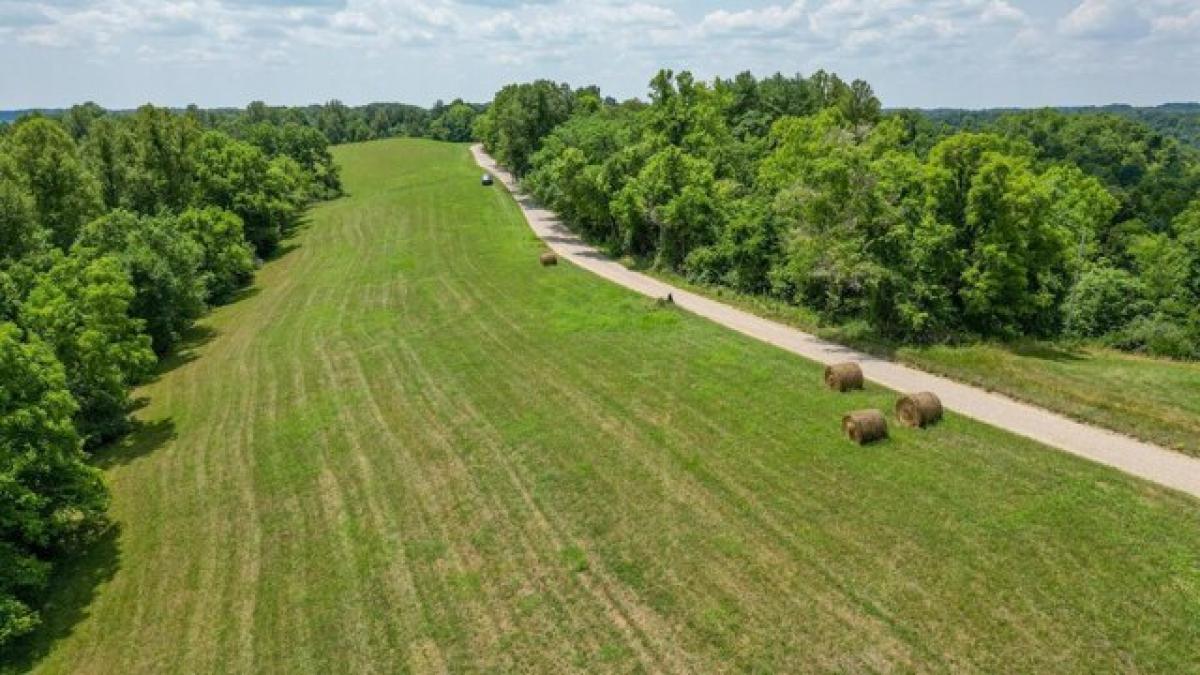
[1,0,1197,110]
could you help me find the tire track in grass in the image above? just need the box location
[423,221,686,669]
[332,230,518,667]
[382,340,610,670]
[223,340,266,673]
[270,292,352,673]
[393,302,691,673]
[180,337,253,671]
[313,331,408,662]
[301,329,380,674]
[437,221,923,669]
[313,328,465,664]
[334,329,535,669]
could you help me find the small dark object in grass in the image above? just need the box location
[540,252,558,267]
[843,410,888,445]
[824,362,864,392]
[896,392,944,428]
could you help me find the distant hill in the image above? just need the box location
[0,109,65,123]
[910,103,1200,149]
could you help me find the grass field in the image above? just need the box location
[645,272,1200,457]
[898,343,1200,456]
[6,138,1200,673]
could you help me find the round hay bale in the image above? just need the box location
[895,392,944,428]
[824,362,864,392]
[539,252,558,267]
[842,410,888,445]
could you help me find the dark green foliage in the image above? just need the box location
[124,106,202,214]
[504,70,1198,356]
[0,106,338,652]
[1063,266,1151,339]
[428,101,481,143]
[74,210,206,355]
[175,208,256,304]
[4,118,101,250]
[475,80,580,176]
[0,323,109,646]
[192,131,303,256]
[0,152,45,263]
[21,254,156,447]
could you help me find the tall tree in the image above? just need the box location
[0,323,109,648]
[22,254,156,446]
[5,118,102,250]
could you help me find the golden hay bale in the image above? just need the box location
[824,362,864,392]
[540,252,558,267]
[842,410,888,445]
[895,392,944,428]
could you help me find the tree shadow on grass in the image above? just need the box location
[0,527,122,674]
[1009,341,1088,363]
[92,417,177,470]
[267,241,302,262]
[149,324,219,382]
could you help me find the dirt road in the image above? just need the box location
[473,144,1200,500]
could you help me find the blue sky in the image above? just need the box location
[1,0,1197,110]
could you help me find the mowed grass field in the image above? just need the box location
[644,274,1200,457]
[8,138,1200,673]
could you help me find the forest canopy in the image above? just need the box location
[477,70,1200,360]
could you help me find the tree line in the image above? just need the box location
[46,97,487,149]
[477,71,1200,359]
[921,103,1200,152]
[0,105,340,648]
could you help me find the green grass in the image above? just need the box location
[6,138,1200,673]
[899,343,1200,456]
[646,269,1200,457]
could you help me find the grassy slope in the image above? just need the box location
[898,343,1200,456]
[645,272,1200,457]
[8,138,1200,673]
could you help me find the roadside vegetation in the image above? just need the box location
[479,71,1200,362]
[643,268,1200,456]
[8,139,1200,672]
[0,106,339,649]
[899,343,1200,455]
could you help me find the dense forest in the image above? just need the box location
[0,105,341,647]
[476,71,1200,360]
[920,103,1200,150]
[5,98,485,146]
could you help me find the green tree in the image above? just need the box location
[80,116,136,211]
[476,80,577,176]
[74,211,206,354]
[192,131,300,255]
[0,151,45,263]
[5,118,102,250]
[176,207,256,304]
[125,105,201,213]
[22,254,156,446]
[959,154,1070,337]
[60,102,106,141]
[0,323,109,648]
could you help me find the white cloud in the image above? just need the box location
[0,1,1196,110]
[698,1,807,37]
[1059,0,1151,40]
